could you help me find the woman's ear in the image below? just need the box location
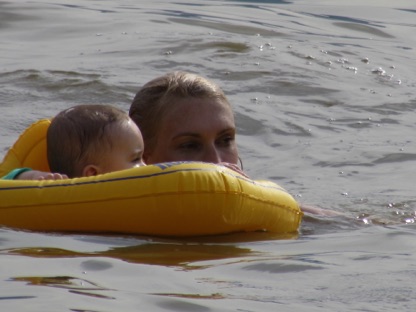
[82,164,100,177]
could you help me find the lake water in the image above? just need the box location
[1,0,415,311]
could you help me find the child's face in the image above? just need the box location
[96,119,145,174]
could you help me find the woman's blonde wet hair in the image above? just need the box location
[129,71,231,152]
[47,104,130,178]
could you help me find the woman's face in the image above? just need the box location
[144,98,239,165]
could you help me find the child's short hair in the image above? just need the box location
[47,104,130,178]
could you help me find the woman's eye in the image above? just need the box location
[179,141,200,150]
[218,135,234,146]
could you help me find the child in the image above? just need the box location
[3,104,145,180]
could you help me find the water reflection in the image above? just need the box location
[243,261,323,273]
[4,243,255,268]
[0,295,37,300]
[10,276,115,300]
[2,230,299,268]
[226,0,292,4]
[11,275,106,290]
[169,17,286,36]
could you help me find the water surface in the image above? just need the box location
[1,0,415,311]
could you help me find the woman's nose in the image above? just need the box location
[202,145,221,163]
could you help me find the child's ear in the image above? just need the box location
[143,150,150,164]
[82,165,100,177]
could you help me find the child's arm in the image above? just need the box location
[2,168,32,180]
[2,168,68,180]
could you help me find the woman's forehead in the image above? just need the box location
[162,98,235,133]
[166,97,233,117]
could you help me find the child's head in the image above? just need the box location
[47,104,144,178]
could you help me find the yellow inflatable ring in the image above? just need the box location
[0,120,302,237]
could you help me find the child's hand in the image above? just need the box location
[17,170,68,180]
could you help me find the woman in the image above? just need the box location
[129,71,239,166]
[129,71,338,216]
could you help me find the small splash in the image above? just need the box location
[264,42,275,50]
[371,67,386,75]
[362,218,371,225]
[356,214,372,225]
[345,66,358,73]
[336,58,349,64]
